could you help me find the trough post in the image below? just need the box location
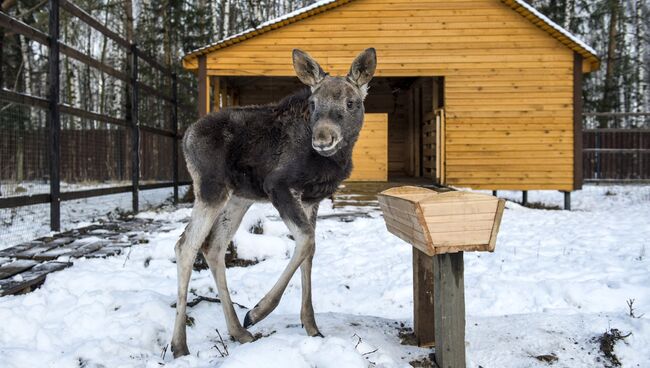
[413,248,436,346]
[433,252,466,368]
[48,0,61,231]
[171,72,179,204]
[129,43,140,213]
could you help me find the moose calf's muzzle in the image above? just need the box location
[312,121,342,157]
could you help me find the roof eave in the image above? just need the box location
[182,0,601,73]
[182,0,351,65]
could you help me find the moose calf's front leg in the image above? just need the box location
[300,203,322,337]
[244,185,314,328]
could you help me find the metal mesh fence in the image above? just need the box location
[1,203,51,248]
[140,131,174,183]
[0,104,50,196]
[60,115,132,188]
[0,2,198,250]
[584,114,650,129]
[0,104,51,249]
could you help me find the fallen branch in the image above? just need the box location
[170,294,249,310]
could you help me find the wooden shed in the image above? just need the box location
[182,0,600,192]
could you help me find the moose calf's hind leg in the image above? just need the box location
[202,197,254,343]
[171,201,222,358]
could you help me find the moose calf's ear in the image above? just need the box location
[293,49,325,87]
[348,48,377,88]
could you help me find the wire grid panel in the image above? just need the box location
[0,105,50,197]
[0,203,51,250]
[139,131,174,184]
[60,115,132,190]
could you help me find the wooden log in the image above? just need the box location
[0,261,71,296]
[0,241,44,258]
[14,237,74,259]
[0,259,39,280]
[433,252,466,368]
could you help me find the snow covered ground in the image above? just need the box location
[0,184,648,367]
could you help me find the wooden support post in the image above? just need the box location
[198,55,208,117]
[233,90,240,106]
[433,252,466,368]
[130,44,140,213]
[564,191,571,210]
[407,87,415,176]
[228,87,235,107]
[220,79,228,107]
[171,72,178,204]
[212,76,221,112]
[413,248,435,346]
[573,53,584,190]
[414,84,421,177]
[522,190,528,205]
[48,0,61,231]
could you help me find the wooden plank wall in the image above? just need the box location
[193,0,576,191]
[349,113,388,181]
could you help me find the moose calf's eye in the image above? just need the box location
[346,100,354,109]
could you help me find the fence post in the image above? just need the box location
[48,0,61,231]
[130,44,139,213]
[172,72,179,204]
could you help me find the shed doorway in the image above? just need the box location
[214,76,445,184]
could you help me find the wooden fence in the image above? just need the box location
[0,0,196,231]
[583,113,650,183]
[583,129,650,182]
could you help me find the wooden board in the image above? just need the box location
[348,113,388,181]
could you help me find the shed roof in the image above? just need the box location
[183,0,600,71]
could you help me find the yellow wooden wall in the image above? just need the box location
[349,113,388,181]
[187,0,576,191]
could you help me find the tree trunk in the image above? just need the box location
[17,25,32,182]
[564,0,575,30]
[223,0,231,38]
[124,0,134,43]
[634,0,645,118]
[600,0,620,127]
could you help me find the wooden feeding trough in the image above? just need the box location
[378,186,505,368]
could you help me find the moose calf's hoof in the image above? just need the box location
[234,329,255,344]
[171,343,190,358]
[313,331,325,338]
[243,311,255,328]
